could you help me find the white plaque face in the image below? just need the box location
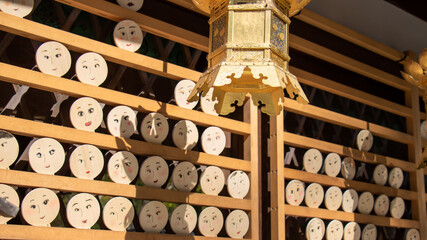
[0,184,20,224]
[343,222,361,240]
[304,183,324,209]
[227,170,250,199]
[107,106,137,138]
[341,157,356,180]
[28,138,65,175]
[225,209,249,239]
[306,218,325,240]
[107,151,139,184]
[21,188,59,226]
[172,161,198,192]
[103,197,134,231]
[140,113,169,144]
[116,0,144,11]
[373,164,388,186]
[405,228,420,240]
[0,0,34,18]
[35,41,71,77]
[303,148,323,173]
[170,204,197,235]
[69,97,103,132]
[361,224,377,240]
[200,88,218,116]
[388,167,404,189]
[174,80,197,109]
[342,189,358,213]
[75,52,108,86]
[69,144,104,180]
[0,130,19,169]
[285,180,305,206]
[420,120,427,140]
[390,197,405,219]
[357,192,374,215]
[172,120,199,150]
[356,130,373,152]
[374,194,389,216]
[201,126,226,155]
[138,201,168,233]
[139,156,169,188]
[324,186,342,211]
[113,20,143,52]
[326,220,343,240]
[66,193,100,229]
[324,153,341,177]
[200,166,225,196]
[198,206,223,237]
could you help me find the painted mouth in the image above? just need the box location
[153,179,158,183]
[85,121,92,126]
[0,158,3,162]
[237,231,241,235]
[82,219,87,223]
[210,228,215,232]
[121,130,127,133]
[122,176,127,179]
[40,216,45,220]
[45,164,51,168]
[90,77,95,80]
[14,8,19,11]
[184,184,188,187]
[127,2,134,7]
[182,226,187,230]
[152,224,157,228]
[86,171,91,174]
[211,188,216,191]
[294,199,297,202]
[126,43,132,47]
[52,68,57,71]
[154,135,159,139]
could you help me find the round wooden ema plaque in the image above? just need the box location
[227,170,250,199]
[361,224,377,240]
[326,220,343,240]
[139,156,169,188]
[405,228,420,240]
[201,126,226,155]
[342,189,358,213]
[225,209,249,239]
[66,193,100,229]
[69,144,104,180]
[170,204,197,235]
[356,130,373,152]
[28,137,65,175]
[172,120,199,150]
[102,197,134,231]
[285,180,305,206]
[200,166,225,196]
[305,218,325,240]
[357,192,374,215]
[0,184,20,224]
[75,52,108,86]
[324,186,342,211]
[140,113,169,144]
[0,130,19,169]
[21,188,60,226]
[388,167,404,189]
[35,41,71,77]
[174,80,198,109]
[390,197,405,219]
[0,0,34,17]
[343,222,361,240]
[421,120,427,140]
[116,0,144,11]
[138,200,168,233]
[198,206,224,237]
[373,164,388,186]
[69,97,103,132]
[324,153,341,177]
[304,183,324,209]
[107,151,138,184]
[341,157,356,180]
[200,87,218,116]
[172,161,198,192]
[107,105,137,138]
[374,194,389,216]
[113,20,143,52]
[303,148,323,173]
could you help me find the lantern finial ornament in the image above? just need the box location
[189,0,310,115]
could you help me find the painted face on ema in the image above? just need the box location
[225,209,249,239]
[341,189,358,213]
[227,170,250,199]
[28,138,65,175]
[305,218,325,240]
[344,222,361,240]
[326,220,343,240]
[201,126,226,155]
[140,113,169,144]
[172,161,198,192]
[107,106,137,138]
[70,97,103,132]
[341,157,356,180]
[200,87,218,116]
[102,197,134,231]
[35,41,71,77]
[405,229,420,240]
[374,194,389,216]
[373,164,388,186]
[388,167,404,189]
[172,120,199,150]
[362,224,377,240]
[0,0,34,18]
[139,156,169,188]
[421,120,427,139]
[113,20,143,52]
[200,166,225,196]
[0,130,19,169]
[66,193,100,229]
[356,130,373,152]
[21,188,60,227]
[304,183,324,209]
[285,180,304,206]
[198,206,224,237]
[303,148,323,173]
[69,144,104,180]
[357,192,374,214]
[324,186,342,211]
[324,153,341,177]
[116,0,144,11]
[170,204,197,235]
[75,52,108,86]
[174,80,198,109]
[0,184,20,224]
[390,197,405,219]
[138,201,168,233]
[108,151,139,184]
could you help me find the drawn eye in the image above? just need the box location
[110,212,115,216]
[78,159,83,163]
[188,130,192,134]
[206,178,210,182]
[74,208,80,212]
[30,205,36,209]
[0,142,6,147]
[216,136,220,140]
[130,31,135,35]
[94,64,100,68]
[125,162,131,167]
[114,164,120,169]
[177,217,181,221]
[121,32,126,36]
[44,55,49,60]
[187,171,192,176]
[114,119,119,123]
[179,132,183,136]
[156,122,161,127]
[147,214,152,218]
[36,152,42,158]
[49,149,55,155]
[212,216,217,220]
[89,156,95,161]
[78,111,84,117]
[147,126,152,129]
[88,108,94,114]
[156,166,161,171]
[124,115,129,121]
[290,190,294,194]
[43,199,49,205]
[156,211,161,215]
[178,174,183,178]
[204,220,209,224]
[55,53,61,58]
[83,65,88,69]
[86,204,91,209]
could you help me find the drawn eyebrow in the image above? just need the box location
[146,121,151,124]
[129,26,137,29]
[77,107,81,110]
[179,87,184,91]
[42,50,48,53]
[156,118,161,121]
[146,165,150,168]
[42,195,47,197]
[118,27,125,31]
[82,61,87,64]
[86,199,92,202]
[36,148,41,150]
[94,59,100,62]
[55,48,62,51]
[156,162,160,164]
[72,203,79,207]
[30,199,35,203]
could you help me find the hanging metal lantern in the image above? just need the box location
[188,0,311,115]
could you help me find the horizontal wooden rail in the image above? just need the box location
[284,168,418,201]
[283,131,415,172]
[0,116,251,171]
[284,205,420,229]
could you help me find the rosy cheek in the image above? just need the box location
[189,216,194,221]
[127,122,131,126]
[177,178,182,183]
[189,175,194,180]
[159,169,167,176]
[114,127,118,131]
[126,167,133,173]
[174,221,180,226]
[23,209,36,216]
[298,191,303,196]
[48,200,57,208]
[113,170,119,177]
[158,127,163,132]
[131,36,140,41]
[146,130,150,135]
[110,219,116,226]
[145,175,153,180]
[157,215,162,220]
[288,195,293,199]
